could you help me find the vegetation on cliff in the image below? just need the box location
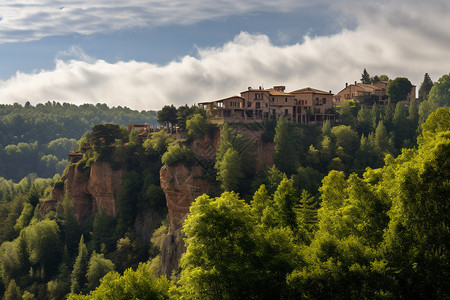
[0,73,448,299]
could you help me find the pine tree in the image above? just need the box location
[375,120,390,153]
[274,116,296,175]
[4,280,21,300]
[216,148,243,192]
[418,73,433,101]
[71,235,89,294]
[273,178,298,231]
[321,119,331,137]
[392,102,408,148]
[297,190,318,232]
[361,68,371,84]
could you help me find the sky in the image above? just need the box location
[0,0,449,111]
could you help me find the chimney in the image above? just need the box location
[354,81,357,85]
[329,90,332,94]
[248,86,251,90]
[259,86,262,90]
[345,83,348,87]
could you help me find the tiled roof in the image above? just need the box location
[266,88,294,96]
[290,87,332,95]
[198,95,243,104]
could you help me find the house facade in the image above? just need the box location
[333,81,416,106]
[199,86,336,124]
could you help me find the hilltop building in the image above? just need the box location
[198,86,336,124]
[333,81,416,106]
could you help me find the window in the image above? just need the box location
[247,102,252,107]
[272,97,274,102]
[285,98,287,102]
[285,109,289,115]
[256,102,261,109]
[323,98,326,105]
[272,109,276,115]
[305,101,307,105]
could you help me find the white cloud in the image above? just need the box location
[0,0,449,110]
[0,0,318,43]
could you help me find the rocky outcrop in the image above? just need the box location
[56,161,124,223]
[159,164,211,274]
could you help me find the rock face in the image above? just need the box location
[56,162,124,222]
[158,129,274,275]
[159,164,211,274]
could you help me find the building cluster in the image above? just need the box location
[333,81,416,106]
[198,85,336,124]
[198,81,415,124]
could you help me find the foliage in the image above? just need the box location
[143,130,173,156]
[71,236,89,294]
[361,68,371,84]
[186,113,209,139]
[161,143,195,166]
[68,263,171,300]
[86,252,114,292]
[216,148,243,192]
[157,105,178,130]
[419,73,450,125]
[386,77,412,103]
[418,73,434,101]
[0,102,156,181]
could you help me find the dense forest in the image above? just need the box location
[0,73,448,299]
[0,102,157,181]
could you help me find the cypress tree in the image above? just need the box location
[71,235,89,294]
[418,73,433,101]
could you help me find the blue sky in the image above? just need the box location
[0,0,449,110]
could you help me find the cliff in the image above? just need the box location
[158,128,274,275]
[55,161,124,222]
[159,163,212,274]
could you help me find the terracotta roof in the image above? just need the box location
[356,84,380,92]
[290,87,332,95]
[198,95,243,104]
[266,88,294,96]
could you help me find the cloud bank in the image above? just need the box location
[0,0,317,43]
[0,0,449,110]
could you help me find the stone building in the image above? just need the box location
[198,85,336,124]
[333,81,416,106]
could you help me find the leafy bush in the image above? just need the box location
[161,143,195,166]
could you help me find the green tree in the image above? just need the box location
[71,236,89,294]
[297,190,318,234]
[68,263,171,300]
[321,119,331,137]
[356,106,372,136]
[418,73,433,101]
[375,120,390,153]
[216,148,243,192]
[371,75,380,84]
[331,125,359,158]
[14,203,34,232]
[379,74,389,81]
[179,192,258,299]
[274,116,296,174]
[86,252,115,291]
[386,77,412,103]
[157,105,177,131]
[20,219,62,280]
[186,113,209,139]
[392,102,409,148]
[361,68,371,84]
[143,130,173,156]
[419,73,450,125]
[272,178,298,231]
[4,279,21,300]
